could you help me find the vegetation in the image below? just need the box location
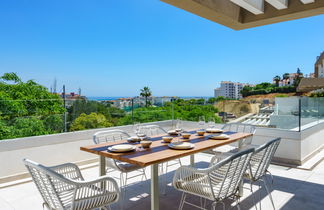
[140,86,152,107]
[273,75,281,87]
[310,89,324,97]
[118,99,221,125]
[67,99,125,128]
[241,82,296,97]
[70,113,113,131]
[1,73,221,138]
[0,72,65,140]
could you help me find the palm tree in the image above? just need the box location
[282,73,290,85]
[140,86,152,107]
[273,75,281,87]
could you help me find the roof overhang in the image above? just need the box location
[160,0,324,30]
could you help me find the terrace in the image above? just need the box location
[0,114,324,209]
[1,0,324,209]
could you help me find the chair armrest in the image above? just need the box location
[173,166,209,185]
[73,176,120,203]
[49,163,84,181]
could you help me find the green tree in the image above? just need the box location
[273,75,281,87]
[207,97,216,104]
[70,113,113,131]
[140,86,152,107]
[0,72,65,140]
[294,68,303,87]
[67,99,125,127]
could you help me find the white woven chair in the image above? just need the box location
[173,148,255,210]
[245,138,281,210]
[93,130,147,204]
[209,123,256,159]
[23,159,120,210]
[141,124,182,194]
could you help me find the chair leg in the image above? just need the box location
[235,197,241,210]
[249,181,258,210]
[178,192,186,210]
[262,177,275,210]
[266,170,274,189]
[142,168,148,181]
[258,182,262,210]
[119,173,125,210]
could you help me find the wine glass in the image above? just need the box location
[175,119,182,142]
[133,122,141,136]
[208,117,215,128]
[198,116,205,130]
[175,119,182,132]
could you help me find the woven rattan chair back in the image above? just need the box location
[222,123,256,146]
[93,129,130,144]
[249,138,281,181]
[173,148,254,201]
[141,124,167,137]
[23,159,75,209]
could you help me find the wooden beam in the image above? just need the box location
[242,0,324,29]
[230,0,264,15]
[266,0,288,10]
[300,0,315,4]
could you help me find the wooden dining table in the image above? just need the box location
[80,130,253,210]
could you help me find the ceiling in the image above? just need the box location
[160,0,324,30]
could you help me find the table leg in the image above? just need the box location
[99,156,106,176]
[238,139,243,197]
[151,164,159,210]
[190,154,195,167]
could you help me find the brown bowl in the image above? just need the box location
[162,136,173,143]
[182,133,191,139]
[197,130,205,136]
[140,140,152,148]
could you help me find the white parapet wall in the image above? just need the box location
[0,120,323,183]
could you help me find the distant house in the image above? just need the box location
[274,73,298,87]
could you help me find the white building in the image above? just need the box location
[315,52,324,78]
[214,81,252,99]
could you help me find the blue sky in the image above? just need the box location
[0,0,323,97]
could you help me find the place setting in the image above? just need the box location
[196,116,230,140]
[127,123,150,143]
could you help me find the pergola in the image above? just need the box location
[160,0,324,30]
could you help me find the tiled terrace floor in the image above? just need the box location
[0,152,324,210]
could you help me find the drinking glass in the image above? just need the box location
[175,119,182,132]
[208,117,215,128]
[133,122,141,136]
[198,116,205,129]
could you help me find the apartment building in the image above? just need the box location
[315,51,324,78]
[214,81,252,99]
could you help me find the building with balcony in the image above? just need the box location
[214,81,253,99]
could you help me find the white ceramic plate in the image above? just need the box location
[206,128,223,133]
[168,142,194,150]
[209,134,230,140]
[108,144,136,152]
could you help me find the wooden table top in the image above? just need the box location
[80,130,252,167]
